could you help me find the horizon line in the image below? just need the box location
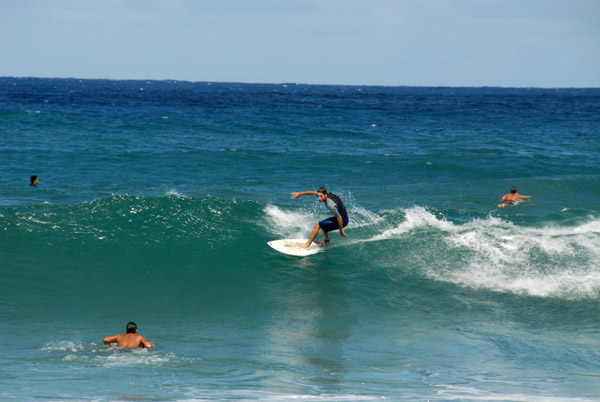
[2,75,599,90]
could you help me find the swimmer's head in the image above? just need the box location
[126,322,137,334]
[511,187,517,194]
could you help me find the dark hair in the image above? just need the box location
[511,187,517,194]
[30,175,37,184]
[317,186,327,195]
[126,322,137,334]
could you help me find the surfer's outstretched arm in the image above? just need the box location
[291,191,316,199]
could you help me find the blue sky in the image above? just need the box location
[1,0,599,87]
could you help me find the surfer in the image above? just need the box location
[291,186,348,249]
[103,322,153,349]
[498,187,531,208]
[30,175,38,186]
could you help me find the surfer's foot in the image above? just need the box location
[313,239,330,247]
[296,242,310,249]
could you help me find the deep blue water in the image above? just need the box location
[1,77,600,401]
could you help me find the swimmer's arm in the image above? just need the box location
[103,335,118,346]
[518,195,531,200]
[140,335,153,349]
[291,191,316,199]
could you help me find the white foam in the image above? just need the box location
[357,206,600,299]
[165,189,188,198]
[368,206,453,241]
[435,215,600,298]
[42,341,176,367]
[24,215,53,225]
[98,349,175,367]
[348,206,384,229]
[436,384,597,401]
[42,341,84,352]
[263,205,316,238]
[181,389,380,402]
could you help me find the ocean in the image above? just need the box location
[1,77,599,401]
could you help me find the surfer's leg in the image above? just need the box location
[319,217,338,243]
[297,222,320,249]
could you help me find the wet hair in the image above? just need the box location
[317,186,327,195]
[126,322,137,334]
[30,175,37,184]
[511,187,517,194]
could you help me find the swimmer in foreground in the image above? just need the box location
[103,322,153,349]
[498,187,531,208]
[291,186,349,249]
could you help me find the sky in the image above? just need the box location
[1,0,599,87]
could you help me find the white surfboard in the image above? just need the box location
[267,238,322,257]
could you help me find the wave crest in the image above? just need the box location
[356,206,600,299]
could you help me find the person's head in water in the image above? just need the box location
[30,175,38,186]
[126,322,138,334]
[511,187,517,194]
[317,186,328,203]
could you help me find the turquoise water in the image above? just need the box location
[1,78,600,401]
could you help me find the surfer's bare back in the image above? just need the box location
[103,322,153,349]
[498,187,531,208]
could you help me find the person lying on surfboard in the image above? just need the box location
[498,186,531,208]
[291,186,349,249]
